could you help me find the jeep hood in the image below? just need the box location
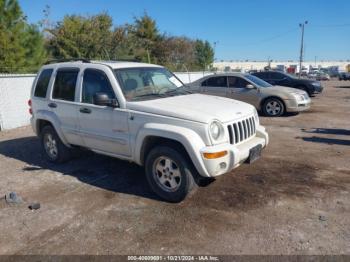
[127,94,255,123]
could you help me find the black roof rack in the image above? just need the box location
[44,58,91,65]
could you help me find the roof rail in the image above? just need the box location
[44,58,91,65]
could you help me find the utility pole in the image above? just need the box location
[314,56,317,68]
[299,21,308,78]
[213,41,219,66]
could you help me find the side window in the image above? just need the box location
[82,69,115,104]
[52,69,79,101]
[270,72,284,80]
[254,72,269,79]
[205,76,227,87]
[228,77,250,88]
[34,69,53,98]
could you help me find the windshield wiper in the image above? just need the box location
[132,93,167,100]
[164,86,192,95]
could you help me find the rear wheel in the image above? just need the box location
[145,146,196,202]
[262,97,285,117]
[40,125,73,163]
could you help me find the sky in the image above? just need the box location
[19,0,350,61]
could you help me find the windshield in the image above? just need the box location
[114,67,189,101]
[245,74,272,88]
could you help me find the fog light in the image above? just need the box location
[203,151,228,159]
[219,162,227,169]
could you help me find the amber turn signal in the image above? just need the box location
[203,151,228,159]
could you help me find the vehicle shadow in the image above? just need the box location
[0,136,162,202]
[258,112,299,118]
[334,85,350,89]
[297,136,350,146]
[301,128,350,136]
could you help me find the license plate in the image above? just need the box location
[247,144,262,164]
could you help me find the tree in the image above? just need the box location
[131,12,159,63]
[153,36,197,71]
[43,10,215,71]
[22,24,47,72]
[0,0,46,73]
[194,40,214,70]
[46,13,113,59]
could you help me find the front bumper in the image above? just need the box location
[313,85,323,94]
[198,127,268,177]
[285,98,311,112]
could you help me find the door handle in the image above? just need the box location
[79,108,91,114]
[48,103,57,108]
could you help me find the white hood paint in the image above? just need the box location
[127,94,255,124]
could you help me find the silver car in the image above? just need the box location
[189,73,311,117]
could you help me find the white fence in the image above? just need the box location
[0,74,36,130]
[0,72,214,130]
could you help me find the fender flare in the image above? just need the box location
[34,110,71,147]
[134,123,209,176]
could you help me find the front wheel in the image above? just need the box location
[262,97,285,117]
[145,146,196,202]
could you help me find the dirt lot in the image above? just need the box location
[0,81,349,255]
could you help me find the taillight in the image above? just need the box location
[28,99,32,115]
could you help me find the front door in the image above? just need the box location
[269,72,290,86]
[227,76,259,107]
[77,68,130,157]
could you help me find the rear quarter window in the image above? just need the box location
[34,69,53,98]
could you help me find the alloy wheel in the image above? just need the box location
[44,133,58,159]
[266,100,282,116]
[153,156,182,192]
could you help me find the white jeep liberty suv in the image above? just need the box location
[29,59,269,202]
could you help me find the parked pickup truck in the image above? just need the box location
[29,59,269,202]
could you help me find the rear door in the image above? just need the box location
[77,68,130,157]
[201,76,228,97]
[50,68,83,146]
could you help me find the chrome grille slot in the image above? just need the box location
[227,116,256,145]
[238,122,243,142]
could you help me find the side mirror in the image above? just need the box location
[93,93,118,107]
[246,84,255,89]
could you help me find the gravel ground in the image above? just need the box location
[0,80,349,255]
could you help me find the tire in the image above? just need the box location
[145,146,196,203]
[40,125,72,163]
[262,97,285,117]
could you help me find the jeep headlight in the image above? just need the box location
[209,120,224,141]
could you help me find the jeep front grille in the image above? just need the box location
[227,117,256,144]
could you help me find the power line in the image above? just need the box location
[219,27,299,47]
[310,23,350,28]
